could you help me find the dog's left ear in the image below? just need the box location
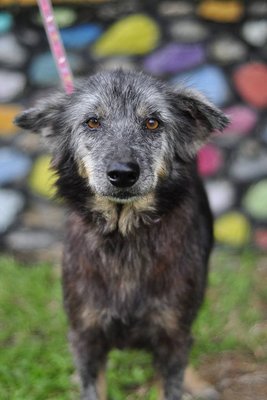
[171,88,229,159]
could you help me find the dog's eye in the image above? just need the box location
[87,118,100,129]
[145,118,159,130]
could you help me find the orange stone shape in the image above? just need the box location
[0,104,23,136]
[233,62,267,108]
[198,1,244,22]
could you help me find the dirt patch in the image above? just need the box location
[199,352,267,400]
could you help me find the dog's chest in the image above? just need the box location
[79,241,175,332]
[65,212,182,340]
[80,267,179,347]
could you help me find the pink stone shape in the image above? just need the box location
[197,144,223,177]
[223,105,257,136]
[233,62,267,108]
[254,229,267,250]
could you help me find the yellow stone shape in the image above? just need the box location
[93,14,160,57]
[0,104,23,136]
[198,1,244,22]
[29,155,57,198]
[214,212,250,247]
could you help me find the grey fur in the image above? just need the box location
[15,70,228,204]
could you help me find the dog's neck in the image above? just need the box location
[88,193,158,236]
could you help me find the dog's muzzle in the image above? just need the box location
[107,162,140,188]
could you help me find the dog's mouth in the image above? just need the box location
[106,191,141,204]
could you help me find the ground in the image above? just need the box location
[199,352,267,400]
[0,248,266,399]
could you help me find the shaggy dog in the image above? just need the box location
[15,70,228,400]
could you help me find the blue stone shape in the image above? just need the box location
[172,65,230,106]
[0,148,32,185]
[0,12,13,34]
[29,52,83,86]
[0,189,24,233]
[61,23,103,49]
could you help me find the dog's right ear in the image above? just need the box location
[14,107,49,133]
[14,93,68,143]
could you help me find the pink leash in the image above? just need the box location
[37,0,74,94]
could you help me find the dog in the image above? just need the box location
[15,70,228,400]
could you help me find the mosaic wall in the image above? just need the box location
[0,0,267,261]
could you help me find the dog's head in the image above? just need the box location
[15,70,228,204]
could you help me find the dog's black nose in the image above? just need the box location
[107,162,140,188]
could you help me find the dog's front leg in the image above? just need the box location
[69,329,108,400]
[153,337,191,400]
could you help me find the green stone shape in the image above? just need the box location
[243,179,267,219]
[35,7,76,28]
[93,14,160,57]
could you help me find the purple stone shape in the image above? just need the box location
[143,43,205,75]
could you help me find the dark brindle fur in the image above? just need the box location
[15,70,228,400]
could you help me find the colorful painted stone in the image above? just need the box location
[6,229,58,251]
[29,155,57,198]
[96,2,138,20]
[35,7,76,28]
[254,229,267,250]
[0,70,26,102]
[205,180,235,215]
[0,104,23,136]
[0,190,24,233]
[143,44,205,75]
[0,12,13,33]
[230,147,267,182]
[92,14,160,57]
[19,28,40,46]
[169,20,209,43]
[198,0,244,22]
[243,180,267,219]
[158,1,194,17]
[29,52,84,86]
[0,148,32,185]
[223,105,257,137]
[260,122,267,144]
[248,1,267,16]
[0,34,27,67]
[14,132,42,154]
[172,65,230,106]
[22,203,65,230]
[61,24,103,49]
[242,20,267,47]
[230,150,267,182]
[197,144,224,177]
[233,63,267,108]
[99,57,136,71]
[209,36,247,64]
[214,212,250,246]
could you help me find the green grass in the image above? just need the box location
[192,249,267,362]
[0,249,266,399]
